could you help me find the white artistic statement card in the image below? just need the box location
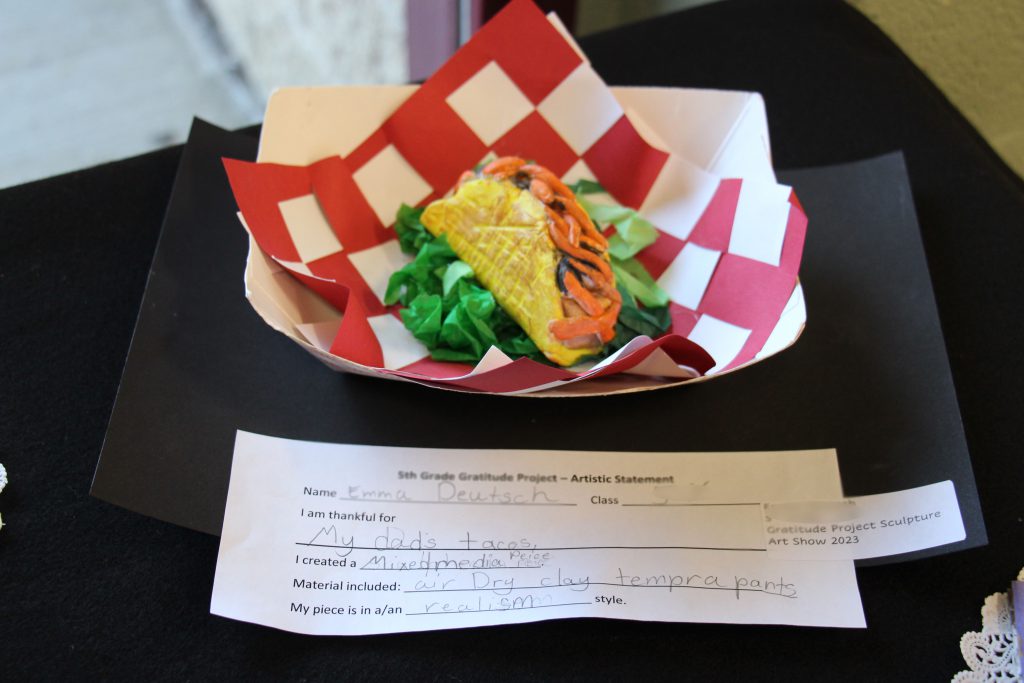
[211,431,878,633]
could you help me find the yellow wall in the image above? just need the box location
[849,0,1023,177]
[578,0,1024,179]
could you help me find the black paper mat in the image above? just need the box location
[92,119,984,562]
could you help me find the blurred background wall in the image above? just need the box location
[203,0,407,97]
[845,0,1024,181]
[2,0,1021,188]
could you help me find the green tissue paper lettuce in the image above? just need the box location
[384,206,545,363]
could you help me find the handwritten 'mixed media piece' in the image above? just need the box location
[213,433,889,633]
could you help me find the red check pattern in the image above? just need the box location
[224,0,807,393]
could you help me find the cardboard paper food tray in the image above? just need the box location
[225,0,807,396]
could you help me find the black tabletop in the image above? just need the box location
[3,0,1023,679]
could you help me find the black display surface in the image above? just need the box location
[91,120,984,565]
[3,0,1023,679]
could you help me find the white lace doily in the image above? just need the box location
[953,567,1023,681]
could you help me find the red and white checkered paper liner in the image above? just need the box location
[224,0,807,396]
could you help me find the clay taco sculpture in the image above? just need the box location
[419,157,622,367]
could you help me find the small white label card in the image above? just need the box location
[213,431,873,633]
[763,481,965,560]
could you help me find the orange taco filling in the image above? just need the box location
[468,157,621,352]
